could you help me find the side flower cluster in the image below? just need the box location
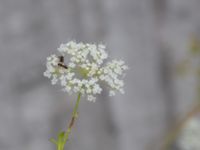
[44,41,128,102]
[178,118,200,150]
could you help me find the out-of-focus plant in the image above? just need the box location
[178,118,200,150]
[161,36,200,150]
[43,41,128,150]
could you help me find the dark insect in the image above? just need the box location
[58,56,68,69]
[59,56,64,63]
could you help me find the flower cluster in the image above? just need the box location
[44,41,128,102]
[178,118,200,150]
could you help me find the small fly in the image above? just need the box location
[58,56,68,69]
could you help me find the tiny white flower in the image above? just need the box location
[51,75,58,85]
[60,75,67,86]
[86,88,92,94]
[64,86,71,93]
[109,90,115,96]
[69,63,76,68]
[44,41,128,101]
[92,84,102,94]
[87,95,96,102]
[119,89,125,94]
[43,71,51,78]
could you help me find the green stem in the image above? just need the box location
[57,92,82,150]
[72,92,82,118]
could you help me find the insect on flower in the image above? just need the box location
[58,56,68,69]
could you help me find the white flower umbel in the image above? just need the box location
[44,41,128,150]
[44,41,128,102]
[178,118,200,150]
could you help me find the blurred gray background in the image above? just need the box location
[0,0,200,150]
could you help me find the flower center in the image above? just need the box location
[76,67,89,78]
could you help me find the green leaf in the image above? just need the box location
[49,138,58,145]
[58,131,65,150]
